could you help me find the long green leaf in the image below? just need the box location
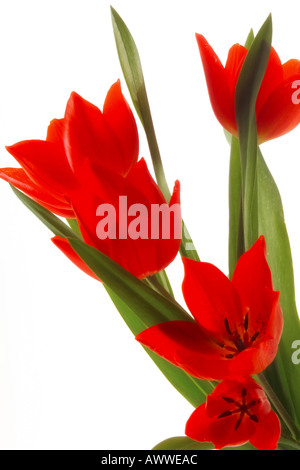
[68,237,192,325]
[111,6,199,262]
[235,15,272,249]
[257,149,300,431]
[228,136,243,279]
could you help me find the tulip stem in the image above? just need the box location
[145,275,190,318]
[257,373,299,441]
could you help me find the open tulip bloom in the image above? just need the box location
[1,7,300,451]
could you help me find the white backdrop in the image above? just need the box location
[0,0,300,450]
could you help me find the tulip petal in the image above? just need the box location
[103,80,139,175]
[225,44,248,94]
[46,118,65,145]
[232,236,276,331]
[64,91,127,176]
[249,410,281,450]
[136,320,230,380]
[195,34,236,135]
[229,338,280,375]
[0,167,74,218]
[182,257,243,339]
[51,236,100,281]
[5,140,75,197]
[256,46,283,116]
[283,59,300,79]
[70,159,181,279]
[185,404,212,443]
[257,73,300,142]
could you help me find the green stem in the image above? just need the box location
[145,275,190,317]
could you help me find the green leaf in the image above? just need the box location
[257,149,300,433]
[111,6,169,197]
[244,28,255,49]
[228,136,243,280]
[68,237,192,324]
[152,436,214,451]
[152,436,256,451]
[66,218,82,237]
[111,6,199,262]
[235,14,272,250]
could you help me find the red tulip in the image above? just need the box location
[196,34,300,143]
[0,80,139,217]
[52,158,181,280]
[136,236,283,379]
[186,376,281,450]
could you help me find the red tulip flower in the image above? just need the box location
[136,236,283,379]
[196,34,300,143]
[0,80,139,217]
[52,158,181,280]
[186,376,281,450]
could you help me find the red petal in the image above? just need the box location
[256,47,283,116]
[229,338,280,375]
[232,236,274,328]
[136,321,230,380]
[209,413,255,450]
[46,118,65,145]
[5,140,75,198]
[257,73,300,142]
[0,167,74,218]
[182,257,243,339]
[250,410,281,450]
[64,91,126,176]
[185,404,213,443]
[195,34,237,135]
[103,80,139,175]
[225,44,248,94]
[283,59,300,79]
[51,236,100,281]
[265,299,283,345]
[70,159,181,279]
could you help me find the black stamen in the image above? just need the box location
[251,331,260,343]
[235,418,242,431]
[224,317,231,335]
[241,388,247,397]
[218,410,232,419]
[244,313,249,331]
[222,396,235,403]
[249,414,259,423]
[225,354,234,359]
[247,400,257,408]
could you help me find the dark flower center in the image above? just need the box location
[214,312,261,359]
[217,387,259,431]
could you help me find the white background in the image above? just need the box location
[0,0,300,450]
